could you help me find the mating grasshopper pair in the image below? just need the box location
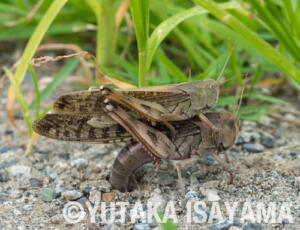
[33,79,239,193]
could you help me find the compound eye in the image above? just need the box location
[210,83,217,91]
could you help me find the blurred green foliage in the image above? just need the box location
[2,0,299,130]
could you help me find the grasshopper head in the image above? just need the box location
[190,79,219,111]
[218,111,239,150]
[204,111,239,151]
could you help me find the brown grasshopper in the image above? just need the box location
[109,110,238,192]
[52,79,220,140]
[103,102,238,193]
[33,108,239,193]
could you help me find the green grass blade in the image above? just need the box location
[85,0,100,18]
[29,58,80,109]
[28,64,40,119]
[184,22,221,57]
[217,95,241,107]
[248,0,300,62]
[38,105,53,119]
[107,50,139,78]
[247,65,262,96]
[0,2,29,17]
[90,0,118,67]
[0,23,90,41]
[156,50,188,82]
[174,28,208,70]
[4,67,33,137]
[12,0,68,86]
[249,93,289,105]
[157,212,178,230]
[146,2,241,70]
[193,0,300,87]
[240,108,276,121]
[130,0,149,86]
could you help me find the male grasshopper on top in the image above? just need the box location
[52,79,219,140]
[51,46,235,141]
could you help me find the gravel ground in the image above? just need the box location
[0,55,299,230]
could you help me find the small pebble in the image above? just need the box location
[9,190,23,199]
[41,188,56,202]
[102,192,114,202]
[54,162,68,173]
[50,214,63,224]
[259,115,272,126]
[99,181,112,192]
[55,187,63,198]
[230,150,239,157]
[0,146,9,153]
[71,158,89,170]
[290,150,299,157]
[229,227,242,230]
[236,135,245,145]
[190,176,199,184]
[0,159,18,169]
[83,186,96,196]
[185,191,199,200]
[8,165,31,177]
[209,221,242,230]
[206,189,220,202]
[62,190,83,201]
[275,138,286,147]
[295,177,300,190]
[243,223,262,230]
[204,153,215,165]
[46,170,57,181]
[29,178,43,187]
[260,135,274,148]
[272,154,283,160]
[4,130,13,135]
[34,163,45,171]
[242,143,264,153]
[240,131,260,143]
[23,204,33,211]
[14,208,22,216]
[0,169,9,182]
[58,153,70,160]
[91,149,109,157]
[209,221,233,230]
[133,223,151,230]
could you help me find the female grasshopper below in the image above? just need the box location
[103,102,238,193]
[109,110,239,192]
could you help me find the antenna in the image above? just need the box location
[220,74,243,85]
[216,44,236,83]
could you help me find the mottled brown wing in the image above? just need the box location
[53,90,106,115]
[32,113,132,143]
[53,87,189,115]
